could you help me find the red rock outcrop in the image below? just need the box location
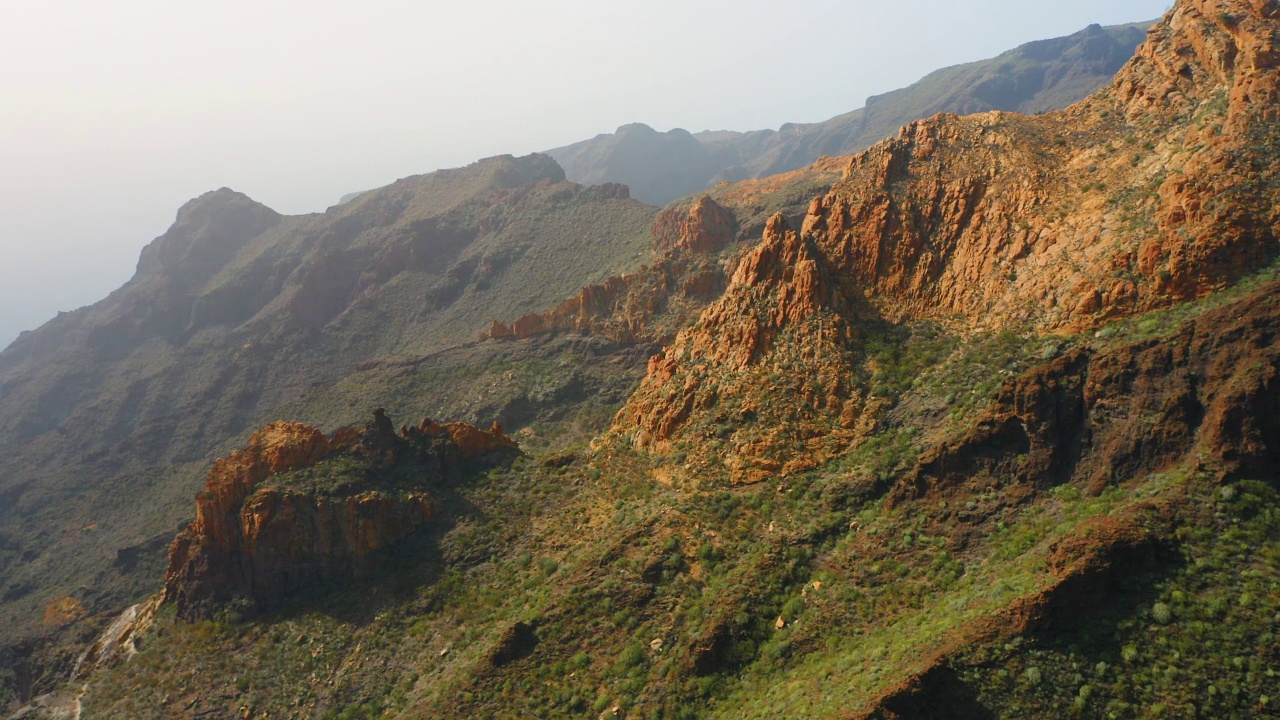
[801,0,1279,331]
[441,420,519,459]
[481,196,740,347]
[612,214,869,483]
[478,163,842,350]
[186,422,333,551]
[610,0,1280,480]
[163,410,518,620]
[650,195,737,255]
[1115,0,1280,128]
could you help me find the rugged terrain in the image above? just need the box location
[0,153,657,654]
[548,21,1153,205]
[613,0,1280,484]
[5,0,1280,717]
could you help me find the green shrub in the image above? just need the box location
[616,643,646,671]
[1152,602,1173,624]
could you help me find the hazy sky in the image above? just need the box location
[0,0,1171,348]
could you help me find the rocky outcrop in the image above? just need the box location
[482,255,726,346]
[482,195,738,346]
[613,214,869,483]
[892,279,1280,507]
[488,621,539,667]
[162,411,518,621]
[797,0,1279,331]
[1114,0,1280,128]
[479,157,852,351]
[651,196,737,255]
[134,189,283,284]
[610,0,1280,479]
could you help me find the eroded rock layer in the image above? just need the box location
[613,214,870,483]
[894,279,1280,507]
[162,411,518,620]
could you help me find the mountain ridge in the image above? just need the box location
[547,20,1156,205]
[7,2,1280,716]
[608,0,1280,485]
[0,151,657,659]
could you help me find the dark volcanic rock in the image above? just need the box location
[489,621,539,667]
[893,280,1280,506]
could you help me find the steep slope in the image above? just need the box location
[66,262,1280,720]
[11,1,1280,718]
[479,157,849,352]
[613,0,1280,478]
[548,22,1153,205]
[0,153,657,651]
[614,213,873,484]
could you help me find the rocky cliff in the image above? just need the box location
[478,156,848,350]
[896,277,1280,509]
[162,410,518,621]
[803,0,1279,330]
[611,0,1280,480]
[610,214,871,484]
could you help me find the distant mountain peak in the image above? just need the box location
[548,18,1160,206]
[136,188,281,280]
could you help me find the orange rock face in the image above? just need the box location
[190,422,332,550]
[443,421,519,459]
[612,214,867,483]
[41,596,86,629]
[481,253,727,346]
[651,195,736,255]
[163,411,519,620]
[803,0,1278,330]
[610,0,1280,482]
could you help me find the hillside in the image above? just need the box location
[8,0,1280,717]
[0,153,658,660]
[548,21,1153,205]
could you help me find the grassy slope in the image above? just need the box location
[73,262,1280,720]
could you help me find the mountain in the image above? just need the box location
[547,21,1154,205]
[8,1,1280,716]
[0,152,659,661]
[608,0,1280,484]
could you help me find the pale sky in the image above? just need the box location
[0,0,1172,348]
